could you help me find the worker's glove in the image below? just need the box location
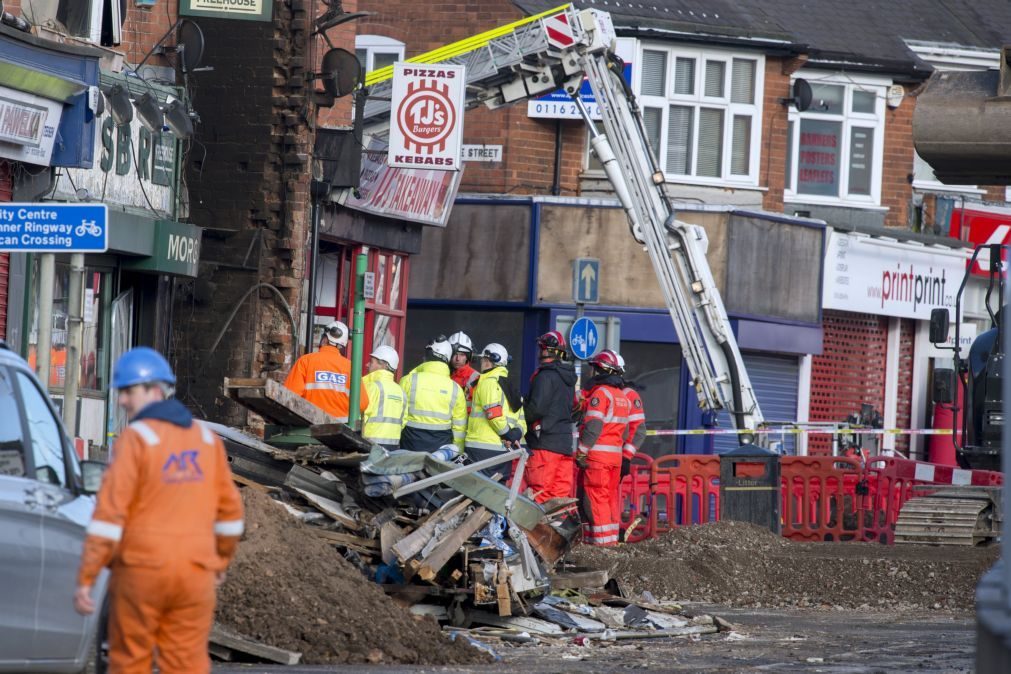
[575,452,589,469]
[620,457,632,478]
[502,427,523,444]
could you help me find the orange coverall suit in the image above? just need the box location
[77,409,244,674]
[451,363,479,413]
[284,343,368,422]
[577,384,631,546]
[622,386,647,460]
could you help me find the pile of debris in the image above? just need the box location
[209,378,728,664]
[573,520,1000,612]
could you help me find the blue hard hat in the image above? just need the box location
[113,347,176,389]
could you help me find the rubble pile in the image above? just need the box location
[573,521,999,612]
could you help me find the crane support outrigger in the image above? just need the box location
[357,5,764,442]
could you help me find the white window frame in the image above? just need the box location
[784,73,888,208]
[356,35,406,74]
[630,42,765,187]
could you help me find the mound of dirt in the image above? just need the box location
[572,521,999,612]
[215,488,488,665]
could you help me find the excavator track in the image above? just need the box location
[893,487,1002,546]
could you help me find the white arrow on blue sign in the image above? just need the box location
[573,257,600,304]
[0,203,109,253]
[569,316,599,360]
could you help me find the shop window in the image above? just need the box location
[27,261,109,393]
[356,35,405,74]
[619,342,681,458]
[596,44,763,185]
[785,76,887,206]
[24,0,126,46]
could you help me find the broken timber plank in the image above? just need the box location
[392,498,472,563]
[209,624,301,665]
[549,569,610,591]
[285,464,343,501]
[309,528,379,550]
[380,521,407,565]
[525,521,570,566]
[293,488,360,530]
[417,507,491,582]
[224,377,333,426]
[423,455,544,530]
[310,423,373,453]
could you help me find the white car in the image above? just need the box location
[0,342,108,673]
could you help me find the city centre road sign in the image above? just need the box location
[573,257,600,304]
[0,204,108,253]
[569,316,599,360]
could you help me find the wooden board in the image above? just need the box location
[210,624,302,665]
[417,507,491,582]
[309,528,379,550]
[392,498,471,563]
[525,521,571,566]
[224,377,333,426]
[310,423,373,453]
[549,569,610,590]
[380,521,407,565]
[294,488,361,530]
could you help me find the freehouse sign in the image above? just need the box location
[180,0,273,21]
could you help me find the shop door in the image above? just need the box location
[713,352,800,455]
[106,290,134,446]
[0,161,12,340]
[808,310,889,455]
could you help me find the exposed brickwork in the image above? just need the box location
[881,85,917,228]
[760,56,791,213]
[171,4,314,426]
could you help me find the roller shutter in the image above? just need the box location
[714,352,800,454]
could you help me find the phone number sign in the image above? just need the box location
[0,204,108,252]
[389,64,466,171]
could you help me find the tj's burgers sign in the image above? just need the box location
[822,230,963,320]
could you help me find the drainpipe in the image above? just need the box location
[63,253,85,436]
[35,254,55,390]
[348,251,367,429]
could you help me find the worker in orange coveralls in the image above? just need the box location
[73,347,244,674]
[576,349,631,547]
[285,319,368,422]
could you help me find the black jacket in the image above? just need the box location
[524,359,577,455]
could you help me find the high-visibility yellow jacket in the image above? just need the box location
[362,369,405,447]
[399,361,467,452]
[465,366,526,452]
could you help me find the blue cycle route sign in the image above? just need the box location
[0,203,108,253]
[569,316,599,360]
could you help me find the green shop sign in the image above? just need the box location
[180,0,273,21]
[123,220,203,278]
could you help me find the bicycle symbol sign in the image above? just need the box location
[0,204,108,253]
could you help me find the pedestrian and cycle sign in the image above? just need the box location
[569,316,599,360]
[573,257,600,304]
[0,204,108,252]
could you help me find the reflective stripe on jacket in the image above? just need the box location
[465,366,527,452]
[283,344,368,422]
[577,384,631,466]
[362,369,405,446]
[78,418,244,587]
[400,361,467,450]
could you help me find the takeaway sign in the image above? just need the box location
[388,64,466,171]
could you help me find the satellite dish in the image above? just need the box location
[320,48,361,99]
[176,20,206,74]
[790,78,813,112]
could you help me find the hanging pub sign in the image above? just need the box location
[180,0,273,22]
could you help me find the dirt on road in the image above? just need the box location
[215,488,488,666]
[571,520,998,612]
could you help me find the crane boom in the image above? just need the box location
[358,5,764,437]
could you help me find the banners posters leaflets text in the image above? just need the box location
[823,230,964,321]
[527,38,634,120]
[389,63,466,171]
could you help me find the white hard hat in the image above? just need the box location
[615,352,626,373]
[427,337,453,363]
[481,343,508,366]
[370,345,400,371]
[448,331,473,354]
[324,320,349,347]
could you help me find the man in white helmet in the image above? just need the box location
[284,320,368,423]
[465,343,526,481]
[448,331,479,409]
[399,336,467,452]
[362,345,405,450]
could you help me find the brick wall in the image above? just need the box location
[760,56,793,213]
[881,84,917,228]
[171,3,314,425]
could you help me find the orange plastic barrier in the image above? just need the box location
[619,454,655,543]
[779,456,877,543]
[649,455,721,537]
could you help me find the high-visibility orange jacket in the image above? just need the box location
[622,386,647,459]
[451,364,479,409]
[577,378,631,467]
[77,404,244,588]
[284,344,368,422]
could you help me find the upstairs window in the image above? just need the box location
[355,35,405,74]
